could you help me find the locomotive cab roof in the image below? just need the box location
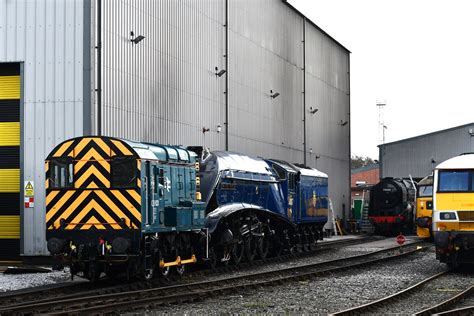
[203,151,274,176]
[269,159,328,179]
[435,153,474,170]
[417,174,433,186]
[47,136,196,163]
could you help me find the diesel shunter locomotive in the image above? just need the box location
[46,136,329,280]
[46,137,207,281]
[368,177,416,236]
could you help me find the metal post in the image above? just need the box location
[224,0,229,150]
[96,0,102,136]
[302,18,307,166]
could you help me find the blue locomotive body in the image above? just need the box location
[200,152,328,258]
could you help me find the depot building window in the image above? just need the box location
[49,158,74,189]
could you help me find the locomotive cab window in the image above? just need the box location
[272,164,286,181]
[418,185,433,197]
[288,172,296,191]
[49,158,74,188]
[111,156,137,188]
[438,171,472,192]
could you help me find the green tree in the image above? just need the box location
[351,155,376,169]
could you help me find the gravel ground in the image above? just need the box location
[143,247,447,315]
[201,237,421,282]
[0,267,71,293]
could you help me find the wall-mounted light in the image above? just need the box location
[309,148,313,154]
[217,124,222,133]
[340,120,348,126]
[202,127,210,134]
[270,90,280,99]
[315,155,321,160]
[309,107,318,114]
[215,67,226,77]
[130,31,145,44]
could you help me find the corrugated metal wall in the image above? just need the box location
[101,0,351,223]
[0,0,86,256]
[380,123,474,179]
[101,0,226,150]
[228,0,303,162]
[305,20,351,221]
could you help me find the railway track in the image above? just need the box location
[331,267,474,315]
[0,241,426,315]
[0,235,378,307]
[416,284,474,315]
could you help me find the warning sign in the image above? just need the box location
[25,197,34,208]
[24,181,34,197]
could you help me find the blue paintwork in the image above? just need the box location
[200,152,329,227]
[122,141,205,234]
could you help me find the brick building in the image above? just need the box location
[350,164,379,221]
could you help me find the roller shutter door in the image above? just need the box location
[0,63,20,261]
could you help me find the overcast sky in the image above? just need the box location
[289,0,474,159]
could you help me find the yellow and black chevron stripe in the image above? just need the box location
[0,63,21,260]
[46,137,141,230]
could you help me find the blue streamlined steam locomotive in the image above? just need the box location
[45,137,329,280]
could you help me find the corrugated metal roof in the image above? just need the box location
[379,122,474,148]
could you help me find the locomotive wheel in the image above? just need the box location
[219,246,231,266]
[88,262,101,283]
[207,246,218,269]
[309,228,318,251]
[231,238,245,265]
[244,235,257,262]
[142,266,154,280]
[272,237,283,257]
[159,266,171,277]
[175,264,185,276]
[157,250,171,277]
[302,228,310,252]
[257,233,270,259]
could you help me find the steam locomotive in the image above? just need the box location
[45,136,329,281]
[368,177,416,236]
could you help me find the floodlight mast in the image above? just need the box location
[376,100,387,144]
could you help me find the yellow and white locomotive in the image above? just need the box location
[433,153,474,267]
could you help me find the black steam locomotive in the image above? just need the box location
[368,178,416,236]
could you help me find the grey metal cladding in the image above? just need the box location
[228,0,303,162]
[101,0,226,150]
[100,0,350,224]
[305,20,351,219]
[379,123,474,178]
[0,0,85,255]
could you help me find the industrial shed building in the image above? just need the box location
[0,0,350,259]
[379,123,474,180]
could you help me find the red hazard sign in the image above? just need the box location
[396,234,406,245]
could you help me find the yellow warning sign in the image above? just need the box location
[24,181,34,197]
